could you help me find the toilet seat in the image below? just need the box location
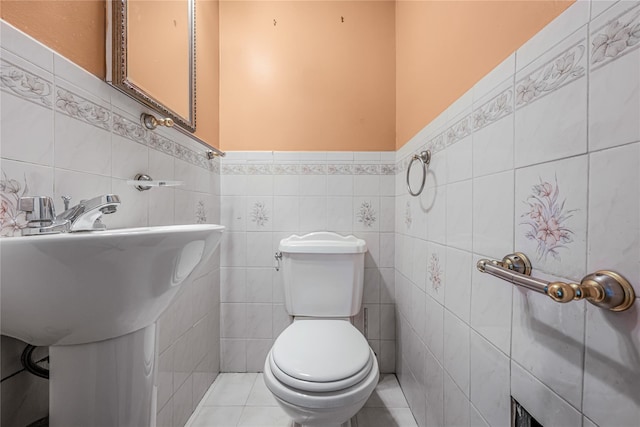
[268,319,375,394]
[264,347,380,410]
[269,350,374,393]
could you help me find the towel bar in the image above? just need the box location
[476,252,635,312]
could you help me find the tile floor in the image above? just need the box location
[186,373,418,427]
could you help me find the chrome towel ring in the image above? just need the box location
[406,150,431,197]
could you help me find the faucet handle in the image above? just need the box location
[61,195,72,211]
[18,196,56,226]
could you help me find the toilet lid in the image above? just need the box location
[272,320,370,383]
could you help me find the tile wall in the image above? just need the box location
[218,151,396,374]
[0,21,222,427]
[393,1,640,426]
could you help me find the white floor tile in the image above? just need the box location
[364,374,409,409]
[246,375,279,407]
[191,406,244,427]
[237,406,291,426]
[193,373,415,427]
[204,373,259,406]
[356,408,418,427]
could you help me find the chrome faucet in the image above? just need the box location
[18,194,121,235]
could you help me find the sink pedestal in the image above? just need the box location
[49,324,157,427]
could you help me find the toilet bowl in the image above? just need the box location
[264,232,378,427]
[263,319,379,427]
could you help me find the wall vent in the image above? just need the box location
[511,398,543,427]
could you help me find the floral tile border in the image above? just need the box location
[0,59,53,109]
[590,2,640,71]
[396,37,590,173]
[56,86,110,131]
[396,86,516,173]
[220,162,395,176]
[0,57,216,173]
[515,40,586,109]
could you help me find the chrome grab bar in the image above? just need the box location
[406,150,430,197]
[476,252,635,312]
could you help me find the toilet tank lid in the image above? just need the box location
[279,232,367,254]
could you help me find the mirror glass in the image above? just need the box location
[108,0,196,131]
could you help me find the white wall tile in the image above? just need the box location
[1,82,54,166]
[246,304,272,339]
[54,112,112,176]
[220,268,246,303]
[446,136,472,183]
[246,268,273,303]
[589,13,640,152]
[326,196,353,232]
[220,232,247,267]
[469,403,490,427]
[327,174,353,196]
[246,197,273,232]
[583,302,640,427]
[272,175,298,196]
[515,29,588,168]
[111,135,148,180]
[588,143,640,293]
[245,339,272,372]
[443,310,470,397]
[221,304,246,339]
[425,242,446,304]
[1,21,54,72]
[299,196,327,232]
[411,239,428,291]
[512,283,585,408]
[444,248,472,323]
[444,372,470,427]
[469,332,511,427]
[424,294,444,364]
[472,113,514,179]
[470,255,512,355]
[245,232,273,267]
[425,348,445,427]
[515,155,588,281]
[511,360,582,427]
[355,174,380,196]
[446,179,472,251]
[245,174,273,196]
[473,170,514,259]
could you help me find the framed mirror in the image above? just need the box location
[107,0,196,131]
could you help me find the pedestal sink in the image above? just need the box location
[0,224,224,427]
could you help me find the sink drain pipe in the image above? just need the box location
[21,345,49,379]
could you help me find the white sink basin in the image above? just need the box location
[1,224,225,346]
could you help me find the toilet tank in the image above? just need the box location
[279,232,367,317]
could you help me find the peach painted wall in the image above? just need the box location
[395,0,574,149]
[219,0,396,152]
[1,0,105,77]
[1,0,220,149]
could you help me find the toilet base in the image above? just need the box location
[274,393,364,427]
[292,418,352,427]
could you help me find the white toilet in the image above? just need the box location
[263,232,380,427]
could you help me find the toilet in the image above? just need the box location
[263,232,379,427]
